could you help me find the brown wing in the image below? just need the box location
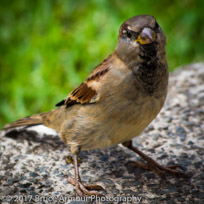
[55,55,111,108]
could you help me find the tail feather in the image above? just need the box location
[3,109,63,132]
[3,115,44,130]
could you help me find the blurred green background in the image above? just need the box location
[0,0,204,128]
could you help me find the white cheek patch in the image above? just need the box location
[132,40,139,47]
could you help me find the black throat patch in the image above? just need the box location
[137,42,160,94]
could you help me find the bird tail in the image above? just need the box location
[3,109,62,131]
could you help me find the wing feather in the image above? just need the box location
[55,54,112,108]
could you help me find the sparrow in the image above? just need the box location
[3,15,184,196]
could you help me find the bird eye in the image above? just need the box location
[126,29,132,38]
[123,29,132,38]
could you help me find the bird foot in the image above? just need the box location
[126,160,185,176]
[67,176,104,197]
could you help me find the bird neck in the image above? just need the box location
[137,43,158,82]
[133,44,168,94]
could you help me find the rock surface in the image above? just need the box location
[0,63,204,203]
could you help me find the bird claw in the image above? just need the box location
[67,176,104,197]
[126,160,185,177]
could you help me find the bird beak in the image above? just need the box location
[135,27,156,45]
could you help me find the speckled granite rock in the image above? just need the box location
[0,63,204,204]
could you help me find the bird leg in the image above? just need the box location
[122,140,185,176]
[65,155,81,165]
[67,146,103,197]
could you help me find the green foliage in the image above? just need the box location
[0,0,204,127]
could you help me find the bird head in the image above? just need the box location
[116,15,166,68]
